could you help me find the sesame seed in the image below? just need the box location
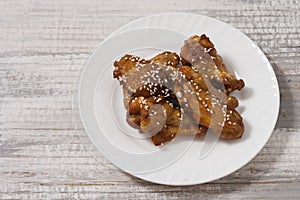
[176,91,183,98]
[163,109,167,115]
[204,48,212,53]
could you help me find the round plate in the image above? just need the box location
[78,13,280,185]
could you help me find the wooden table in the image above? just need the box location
[1,0,299,199]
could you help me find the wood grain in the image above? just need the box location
[0,0,299,199]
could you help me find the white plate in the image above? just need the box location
[78,13,280,185]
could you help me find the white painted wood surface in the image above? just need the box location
[0,0,299,199]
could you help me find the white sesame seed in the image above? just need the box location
[176,91,183,98]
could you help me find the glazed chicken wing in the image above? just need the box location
[180,34,245,138]
[113,52,207,146]
[180,34,245,94]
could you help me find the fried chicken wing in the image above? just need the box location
[126,94,207,146]
[185,88,244,138]
[114,53,207,146]
[113,51,179,81]
[180,35,245,94]
[113,54,149,80]
[180,34,244,138]
[179,65,239,109]
[150,51,180,68]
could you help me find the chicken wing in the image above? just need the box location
[180,34,244,138]
[180,34,245,94]
[113,52,207,146]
